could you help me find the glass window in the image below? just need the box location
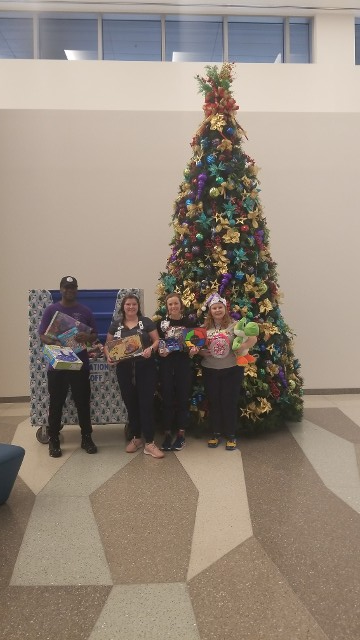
[39,14,98,60]
[229,17,284,63]
[103,14,161,61]
[165,15,223,62]
[356,20,360,64]
[0,16,33,59]
[289,18,311,63]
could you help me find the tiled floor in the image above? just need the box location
[1,395,360,640]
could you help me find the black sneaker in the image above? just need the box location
[81,434,97,454]
[161,434,173,451]
[172,434,186,451]
[49,437,62,458]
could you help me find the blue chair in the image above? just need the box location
[0,443,25,505]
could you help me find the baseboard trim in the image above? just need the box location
[1,390,359,404]
[0,396,31,403]
[304,389,360,395]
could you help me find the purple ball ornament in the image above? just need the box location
[231,311,241,320]
[192,245,201,256]
[226,127,234,136]
[188,313,197,324]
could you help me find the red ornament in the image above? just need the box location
[241,225,249,232]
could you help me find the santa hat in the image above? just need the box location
[202,293,226,311]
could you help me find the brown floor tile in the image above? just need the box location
[304,408,360,442]
[91,452,198,584]
[189,537,329,640]
[0,477,35,587]
[0,586,111,640]
[241,428,360,640]
[0,421,20,444]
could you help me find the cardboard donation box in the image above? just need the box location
[45,311,92,353]
[106,335,143,362]
[44,345,83,370]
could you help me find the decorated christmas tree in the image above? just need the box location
[154,63,303,433]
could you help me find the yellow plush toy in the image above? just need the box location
[232,318,259,366]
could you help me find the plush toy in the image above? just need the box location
[232,318,259,366]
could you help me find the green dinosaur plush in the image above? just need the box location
[232,317,259,366]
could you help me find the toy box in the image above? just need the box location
[45,311,92,353]
[106,335,143,362]
[43,345,83,370]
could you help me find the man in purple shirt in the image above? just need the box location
[39,276,98,458]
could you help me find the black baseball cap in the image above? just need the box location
[60,276,78,288]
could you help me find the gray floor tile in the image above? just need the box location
[290,420,360,513]
[89,583,200,640]
[10,496,113,585]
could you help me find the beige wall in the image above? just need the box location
[1,13,360,397]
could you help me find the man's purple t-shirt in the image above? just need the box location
[39,302,97,370]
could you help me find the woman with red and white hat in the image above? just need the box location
[193,293,257,450]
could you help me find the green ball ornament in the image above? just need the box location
[196,233,204,241]
[216,176,224,185]
[160,305,166,314]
